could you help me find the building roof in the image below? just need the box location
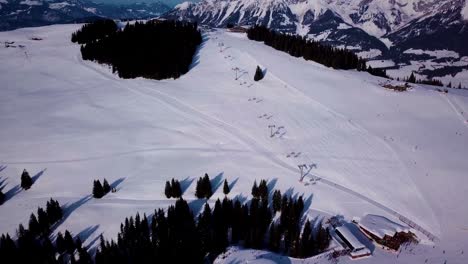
[335,225,366,251]
[359,214,409,239]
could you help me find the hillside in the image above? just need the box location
[0,24,467,263]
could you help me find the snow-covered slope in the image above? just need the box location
[166,0,468,86]
[0,25,467,263]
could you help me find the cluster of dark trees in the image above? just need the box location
[0,199,90,263]
[405,72,444,87]
[247,25,389,79]
[93,179,111,199]
[247,25,365,70]
[366,66,389,78]
[164,178,182,198]
[71,19,117,44]
[195,173,213,199]
[254,66,264,81]
[0,190,4,205]
[27,199,63,237]
[75,20,202,80]
[21,169,33,190]
[94,180,330,263]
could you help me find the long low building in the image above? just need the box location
[335,225,371,259]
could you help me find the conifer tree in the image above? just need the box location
[258,179,268,200]
[408,72,416,83]
[20,169,33,190]
[272,190,282,212]
[93,180,105,198]
[458,83,462,89]
[37,207,50,235]
[0,190,4,205]
[268,224,281,252]
[164,180,172,198]
[223,179,230,196]
[103,178,111,194]
[64,230,75,253]
[28,213,40,237]
[254,66,264,81]
[172,179,182,198]
[203,173,213,198]
[251,180,259,198]
[56,232,65,253]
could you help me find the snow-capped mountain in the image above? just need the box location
[0,0,170,31]
[166,0,468,81]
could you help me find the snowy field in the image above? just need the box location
[0,25,467,263]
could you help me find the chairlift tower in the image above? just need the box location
[268,125,276,137]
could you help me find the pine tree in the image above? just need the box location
[20,169,33,190]
[172,179,182,198]
[164,181,172,198]
[300,220,312,257]
[408,72,416,83]
[28,213,40,237]
[223,179,230,196]
[103,178,111,194]
[202,173,212,198]
[251,180,259,198]
[268,224,281,252]
[93,180,105,198]
[272,190,282,212]
[37,207,50,235]
[458,83,462,89]
[64,230,75,253]
[258,179,268,200]
[254,66,264,81]
[56,232,65,253]
[195,177,203,199]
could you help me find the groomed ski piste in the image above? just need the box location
[1,24,467,263]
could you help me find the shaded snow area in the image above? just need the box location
[0,25,468,263]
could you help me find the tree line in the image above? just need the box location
[247,25,388,78]
[0,199,93,263]
[74,20,202,80]
[71,19,117,45]
[95,179,330,263]
[0,178,330,263]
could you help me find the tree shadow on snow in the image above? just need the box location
[180,177,194,195]
[52,195,93,231]
[210,172,224,194]
[228,177,239,192]
[189,34,209,70]
[76,225,99,245]
[0,165,7,173]
[189,199,206,216]
[262,68,268,77]
[4,184,21,203]
[233,193,247,204]
[0,177,7,191]
[32,168,47,184]
[110,177,125,192]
